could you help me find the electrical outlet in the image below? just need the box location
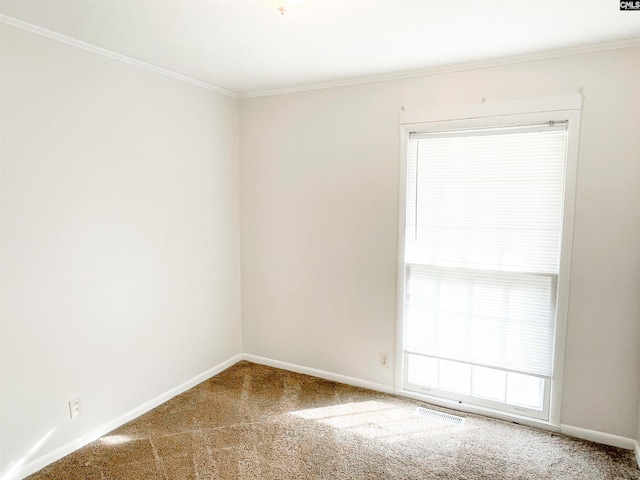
[69,398,81,419]
[380,352,390,368]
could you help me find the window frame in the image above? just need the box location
[395,95,582,427]
[403,353,552,421]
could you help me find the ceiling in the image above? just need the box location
[1,0,639,96]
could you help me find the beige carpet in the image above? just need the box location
[27,361,639,479]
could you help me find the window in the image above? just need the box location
[398,98,580,423]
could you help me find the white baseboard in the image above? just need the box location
[241,353,395,395]
[240,354,639,454]
[240,355,551,432]
[11,353,243,480]
[11,353,639,479]
[560,424,636,450]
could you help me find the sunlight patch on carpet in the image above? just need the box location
[99,434,133,445]
[289,400,462,440]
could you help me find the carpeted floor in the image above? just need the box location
[27,361,639,479]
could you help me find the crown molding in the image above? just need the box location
[3,13,638,101]
[241,37,640,99]
[0,14,239,98]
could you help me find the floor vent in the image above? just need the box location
[415,407,465,426]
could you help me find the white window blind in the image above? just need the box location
[404,123,567,378]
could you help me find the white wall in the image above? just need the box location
[240,47,640,440]
[0,24,241,477]
[2,19,639,477]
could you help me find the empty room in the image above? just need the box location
[1,1,640,479]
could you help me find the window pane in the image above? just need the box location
[405,266,556,376]
[472,366,506,403]
[506,372,544,411]
[403,122,568,421]
[407,354,439,388]
[439,360,471,395]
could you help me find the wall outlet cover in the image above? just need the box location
[69,398,81,419]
